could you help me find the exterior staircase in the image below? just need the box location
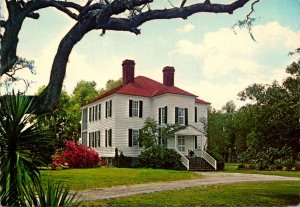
[187,157,215,171]
[175,148,217,171]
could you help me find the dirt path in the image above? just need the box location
[78,172,300,201]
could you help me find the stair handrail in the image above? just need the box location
[194,149,217,170]
[174,148,189,170]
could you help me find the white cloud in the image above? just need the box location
[176,24,196,33]
[172,22,300,79]
[170,21,300,109]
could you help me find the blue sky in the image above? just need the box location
[1,0,300,109]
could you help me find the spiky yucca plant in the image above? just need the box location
[0,93,80,206]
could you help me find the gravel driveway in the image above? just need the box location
[78,172,300,201]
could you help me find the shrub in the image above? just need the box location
[52,140,101,169]
[139,146,183,170]
[237,163,245,169]
[207,151,224,171]
[51,150,67,169]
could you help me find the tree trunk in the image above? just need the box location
[0,8,25,76]
[36,19,95,112]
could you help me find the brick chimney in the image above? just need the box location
[163,66,175,86]
[122,59,135,84]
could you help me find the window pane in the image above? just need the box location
[178,108,185,125]
[132,130,138,146]
[82,132,87,146]
[132,101,139,117]
[82,108,87,130]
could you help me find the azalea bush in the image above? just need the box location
[52,140,101,169]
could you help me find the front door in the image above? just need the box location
[177,136,185,153]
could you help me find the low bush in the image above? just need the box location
[238,163,245,169]
[237,146,294,171]
[207,151,224,171]
[139,146,183,170]
[52,140,101,169]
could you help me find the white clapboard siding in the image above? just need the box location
[152,94,196,125]
[113,94,152,157]
[191,103,208,133]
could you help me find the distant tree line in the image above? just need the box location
[207,59,300,167]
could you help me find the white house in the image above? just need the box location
[81,59,216,170]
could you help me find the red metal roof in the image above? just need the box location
[195,98,211,105]
[86,76,209,106]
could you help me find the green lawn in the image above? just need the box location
[40,167,200,190]
[83,181,300,206]
[223,163,300,177]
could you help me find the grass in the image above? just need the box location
[40,167,200,190]
[223,163,300,177]
[82,181,300,206]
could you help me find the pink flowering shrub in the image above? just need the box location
[52,139,101,169]
[51,150,66,169]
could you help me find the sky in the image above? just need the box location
[1,0,300,109]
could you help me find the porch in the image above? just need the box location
[170,125,217,171]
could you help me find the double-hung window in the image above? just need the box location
[178,108,184,125]
[95,131,100,148]
[82,132,87,146]
[175,107,188,126]
[105,100,112,118]
[105,129,112,147]
[158,106,168,125]
[89,106,95,122]
[82,108,88,130]
[129,100,143,118]
[128,129,141,147]
[94,104,101,121]
[89,132,94,147]
[177,136,185,152]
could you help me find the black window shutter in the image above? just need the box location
[99,104,101,120]
[105,102,108,118]
[139,101,143,118]
[109,100,112,117]
[195,107,197,123]
[185,108,188,125]
[165,106,168,124]
[94,132,97,147]
[95,106,98,121]
[128,129,132,147]
[175,107,179,124]
[158,108,161,125]
[92,106,95,121]
[129,100,133,117]
[109,129,112,146]
[105,130,107,147]
[88,108,90,122]
[195,136,197,149]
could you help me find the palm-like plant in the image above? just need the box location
[0,93,80,206]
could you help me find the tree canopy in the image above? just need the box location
[0,0,256,112]
[207,59,300,163]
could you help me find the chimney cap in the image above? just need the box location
[122,59,135,67]
[163,66,175,72]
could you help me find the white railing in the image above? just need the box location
[174,148,189,170]
[194,149,217,170]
